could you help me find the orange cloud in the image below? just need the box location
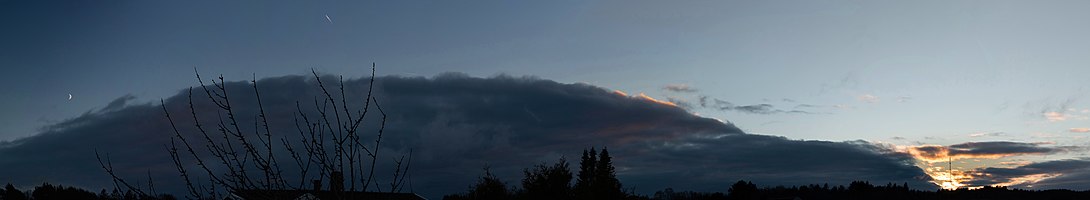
[1044,112,1067,122]
[638,93,678,107]
[1070,128,1090,133]
[1043,111,1090,122]
[922,165,973,190]
[906,146,1010,163]
[898,142,1075,189]
[612,90,677,107]
[999,161,1032,166]
[905,142,1065,163]
[993,173,1061,188]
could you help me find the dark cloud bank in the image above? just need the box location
[0,73,934,198]
[969,159,1090,188]
[911,142,1076,161]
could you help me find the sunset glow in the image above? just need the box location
[899,143,1073,190]
[994,173,1061,188]
[925,165,971,190]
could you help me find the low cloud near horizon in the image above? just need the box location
[3,73,937,198]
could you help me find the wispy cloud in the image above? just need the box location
[663,84,819,115]
[968,132,1007,138]
[666,97,694,110]
[698,96,815,115]
[896,96,912,103]
[1070,128,1090,133]
[857,94,880,103]
[1044,111,1067,122]
[1025,97,1087,122]
[662,84,697,93]
[1043,111,1089,122]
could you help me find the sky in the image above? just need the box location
[2,0,1090,198]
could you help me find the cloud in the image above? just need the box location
[0,73,933,198]
[904,142,1081,189]
[896,96,912,103]
[1026,97,1088,122]
[970,158,1090,189]
[661,85,815,115]
[794,104,822,108]
[697,96,815,115]
[665,97,694,110]
[1070,128,1090,133]
[635,93,678,107]
[1044,112,1067,122]
[624,137,934,192]
[857,94,879,103]
[662,84,697,93]
[968,132,1007,138]
[1042,110,1090,122]
[907,142,1073,163]
[101,94,136,112]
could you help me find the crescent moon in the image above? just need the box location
[68,94,73,101]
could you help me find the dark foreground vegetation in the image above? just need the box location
[444,147,1090,200]
[1,183,175,200]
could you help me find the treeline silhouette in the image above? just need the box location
[1,183,176,200]
[444,147,636,200]
[442,147,1090,200]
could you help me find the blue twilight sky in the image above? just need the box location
[3,0,1090,192]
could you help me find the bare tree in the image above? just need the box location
[101,64,412,199]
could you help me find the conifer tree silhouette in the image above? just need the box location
[593,147,623,200]
[573,147,624,200]
[521,158,573,200]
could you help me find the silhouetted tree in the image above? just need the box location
[97,64,413,199]
[520,158,573,200]
[0,183,175,200]
[574,147,597,199]
[593,147,624,200]
[444,168,513,200]
[651,187,726,200]
[2,183,27,200]
[29,183,97,200]
[572,147,624,200]
[726,180,756,200]
[446,147,635,200]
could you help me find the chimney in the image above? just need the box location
[330,171,344,192]
[312,180,322,191]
